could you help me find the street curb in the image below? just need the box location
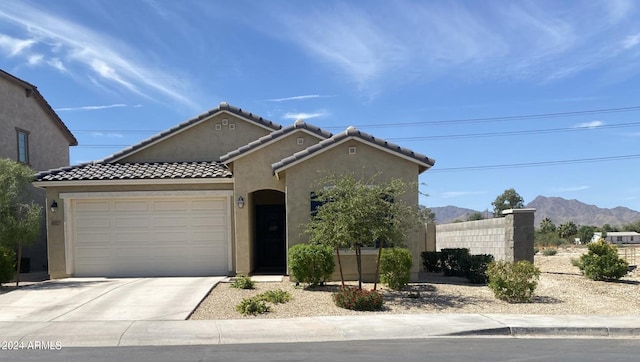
[446,327,640,338]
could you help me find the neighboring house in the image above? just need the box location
[33,102,435,279]
[592,232,640,244]
[0,69,78,273]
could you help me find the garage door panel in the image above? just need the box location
[76,232,111,243]
[114,232,149,243]
[114,201,149,212]
[75,201,110,212]
[73,197,229,277]
[114,217,149,227]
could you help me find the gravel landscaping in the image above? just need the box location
[190,247,640,320]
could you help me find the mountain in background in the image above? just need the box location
[525,196,640,226]
[429,196,640,226]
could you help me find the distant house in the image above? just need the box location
[0,69,77,273]
[592,231,640,244]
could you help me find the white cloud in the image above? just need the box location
[266,95,332,102]
[574,120,604,128]
[0,34,35,56]
[552,186,590,192]
[283,111,328,120]
[56,104,128,111]
[27,54,43,65]
[47,57,66,71]
[89,132,124,138]
[441,191,487,198]
[622,33,640,49]
[0,2,198,109]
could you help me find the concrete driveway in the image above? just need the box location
[0,277,224,321]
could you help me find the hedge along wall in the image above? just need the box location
[426,209,535,263]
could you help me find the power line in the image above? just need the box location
[387,122,640,141]
[70,105,640,135]
[429,154,640,173]
[73,121,640,147]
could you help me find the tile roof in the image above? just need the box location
[101,102,282,163]
[34,161,232,182]
[219,119,333,163]
[272,126,436,174]
[1,69,78,146]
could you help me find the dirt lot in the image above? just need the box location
[190,247,640,320]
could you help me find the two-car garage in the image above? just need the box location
[62,192,232,277]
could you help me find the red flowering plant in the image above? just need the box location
[333,286,384,311]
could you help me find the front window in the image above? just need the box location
[16,128,29,164]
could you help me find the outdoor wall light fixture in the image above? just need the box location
[50,200,58,213]
[237,196,245,208]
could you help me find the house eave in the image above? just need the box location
[32,177,234,188]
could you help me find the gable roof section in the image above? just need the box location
[101,102,282,163]
[219,119,333,164]
[272,126,436,176]
[0,69,78,146]
[34,161,232,182]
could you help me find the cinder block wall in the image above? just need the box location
[427,208,535,263]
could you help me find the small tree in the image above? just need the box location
[0,158,43,286]
[305,173,423,289]
[491,188,524,217]
[557,221,578,239]
[539,217,556,233]
[577,225,596,244]
[468,212,485,221]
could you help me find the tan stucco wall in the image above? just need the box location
[282,140,426,281]
[1,76,72,272]
[42,182,234,278]
[231,131,324,275]
[119,113,273,163]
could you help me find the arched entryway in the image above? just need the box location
[252,189,286,274]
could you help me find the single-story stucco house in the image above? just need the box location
[33,103,435,280]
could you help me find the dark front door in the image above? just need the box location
[255,205,286,273]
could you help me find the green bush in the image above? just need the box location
[575,239,628,281]
[333,287,384,311]
[421,251,442,272]
[0,246,16,283]
[230,276,255,289]
[542,248,557,256]
[236,297,270,316]
[379,248,413,290]
[535,231,569,247]
[487,260,540,303]
[288,243,335,287]
[466,254,494,284]
[441,248,470,277]
[258,289,291,304]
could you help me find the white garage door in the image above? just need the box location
[71,197,229,277]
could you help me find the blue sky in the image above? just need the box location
[1,0,640,213]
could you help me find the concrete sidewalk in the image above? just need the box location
[1,314,639,347]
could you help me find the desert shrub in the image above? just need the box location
[0,247,16,283]
[236,297,270,316]
[379,248,413,290]
[333,287,384,311]
[421,251,442,272]
[258,289,291,304]
[288,243,335,287]
[487,260,540,303]
[466,254,494,284]
[535,231,569,247]
[575,239,628,281]
[441,248,470,277]
[542,248,558,256]
[230,276,255,289]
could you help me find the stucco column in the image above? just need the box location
[501,208,536,263]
